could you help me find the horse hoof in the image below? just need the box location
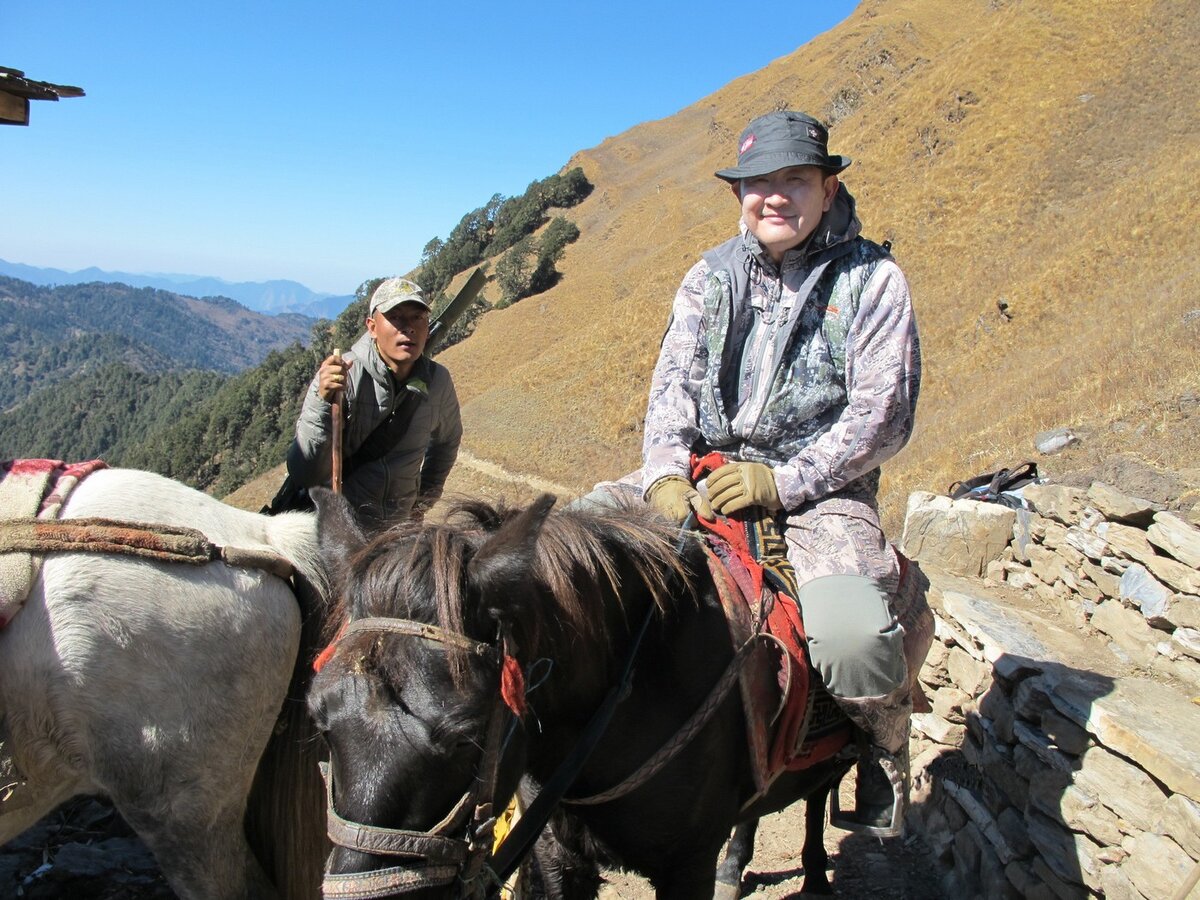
[797,883,834,898]
[714,880,741,900]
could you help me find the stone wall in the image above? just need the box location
[900,482,1200,899]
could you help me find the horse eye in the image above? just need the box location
[308,698,328,730]
[376,679,413,716]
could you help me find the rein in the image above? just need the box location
[560,634,758,807]
[484,591,659,888]
[488,514,751,887]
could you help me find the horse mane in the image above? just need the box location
[335,497,698,669]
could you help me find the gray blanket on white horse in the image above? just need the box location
[0,459,108,628]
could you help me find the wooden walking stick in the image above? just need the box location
[329,348,343,494]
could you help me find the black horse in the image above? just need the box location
[309,490,850,898]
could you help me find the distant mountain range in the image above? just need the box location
[0,274,327,481]
[0,275,315,403]
[0,258,353,319]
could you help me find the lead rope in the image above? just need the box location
[459,632,519,897]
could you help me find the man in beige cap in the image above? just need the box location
[284,276,462,528]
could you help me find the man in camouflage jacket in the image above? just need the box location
[642,110,922,836]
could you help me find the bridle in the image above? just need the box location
[317,520,758,898]
[315,602,683,899]
[319,616,512,900]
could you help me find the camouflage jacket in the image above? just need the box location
[287,330,462,527]
[642,184,921,511]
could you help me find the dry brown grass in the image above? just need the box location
[254,0,1199,537]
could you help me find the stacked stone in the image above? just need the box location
[899,485,1200,899]
[998,482,1200,691]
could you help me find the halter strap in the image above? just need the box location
[343,616,497,660]
[321,864,462,900]
[319,615,510,899]
[321,761,473,862]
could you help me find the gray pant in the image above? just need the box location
[797,573,907,702]
[784,497,908,703]
[784,501,931,755]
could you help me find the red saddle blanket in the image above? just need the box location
[701,535,852,795]
[689,454,851,795]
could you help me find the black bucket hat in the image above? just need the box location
[715,110,851,182]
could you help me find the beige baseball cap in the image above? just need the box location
[369,277,430,316]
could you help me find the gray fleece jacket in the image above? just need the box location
[287,330,461,527]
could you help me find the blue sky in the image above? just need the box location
[3,2,858,295]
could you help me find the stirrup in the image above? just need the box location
[828,744,908,838]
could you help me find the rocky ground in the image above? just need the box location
[0,798,172,898]
[3,777,946,899]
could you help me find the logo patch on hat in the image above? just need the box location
[808,126,822,140]
[739,134,756,155]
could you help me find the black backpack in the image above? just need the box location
[948,461,1039,507]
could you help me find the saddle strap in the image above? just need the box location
[0,517,294,579]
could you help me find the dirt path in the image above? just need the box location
[454,449,578,499]
[597,773,944,898]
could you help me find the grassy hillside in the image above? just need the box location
[429,0,1199,532]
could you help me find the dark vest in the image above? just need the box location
[695,231,893,468]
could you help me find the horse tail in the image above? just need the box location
[244,511,332,900]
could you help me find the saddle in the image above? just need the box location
[0,460,295,629]
[689,454,852,798]
[0,459,301,818]
[0,459,108,813]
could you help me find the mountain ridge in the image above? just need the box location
[431,0,1199,532]
[0,273,327,488]
[0,258,353,319]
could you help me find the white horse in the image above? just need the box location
[0,466,332,899]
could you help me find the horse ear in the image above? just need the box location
[467,493,556,623]
[311,486,367,581]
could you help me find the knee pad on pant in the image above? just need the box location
[797,573,908,700]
